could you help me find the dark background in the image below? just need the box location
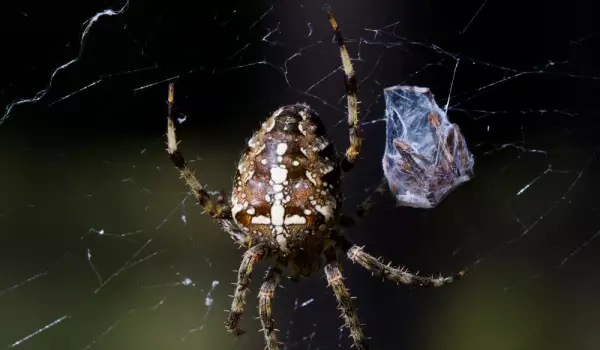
[1,0,599,349]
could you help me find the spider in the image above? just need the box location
[165,7,465,350]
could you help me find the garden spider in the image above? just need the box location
[166,7,464,350]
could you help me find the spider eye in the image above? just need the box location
[276,114,300,123]
[271,114,301,132]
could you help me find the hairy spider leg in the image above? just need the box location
[324,245,368,350]
[208,189,229,208]
[258,259,285,350]
[334,234,466,287]
[225,244,272,335]
[327,6,361,172]
[166,83,231,219]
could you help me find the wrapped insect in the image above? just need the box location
[382,85,474,208]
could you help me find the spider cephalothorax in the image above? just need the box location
[231,104,342,253]
[165,7,464,350]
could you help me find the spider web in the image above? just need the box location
[1,1,599,349]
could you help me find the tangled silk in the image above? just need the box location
[382,86,474,208]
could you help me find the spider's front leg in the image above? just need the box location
[226,244,272,335]
[323,244,368,350]
[334,234,465,288]
[327,7,361,172]
[166,83,231,219]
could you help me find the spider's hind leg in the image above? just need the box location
[327,7,361,172]
[334,234,466,288]
[323,244,368,350]
[166,83,231,219]
[208,189,230,214]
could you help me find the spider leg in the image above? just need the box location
[208,189,230,212]
[326,6,361,172]
[258,259,285,350]
[324,245,368,350]
[225,244,272,335]
[334,234,466,288]
[166,83,231,219]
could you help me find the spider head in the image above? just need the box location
[230,104,343,253]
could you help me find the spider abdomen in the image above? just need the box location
[231,104,342,253]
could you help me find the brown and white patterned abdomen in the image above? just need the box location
[230,104,343,253]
